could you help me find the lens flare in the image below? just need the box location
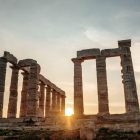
[65,108,74,116]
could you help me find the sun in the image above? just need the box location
[65,108,74,116]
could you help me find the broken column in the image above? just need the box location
[39,82,45,117]
[0,57,7,118]
[20,71,29,118]
[7,65,19,118]
[45,86,51,117]
[96,55,109,114]
[26,63,40,117]
[119,40,139,113]
[72,58,84,115]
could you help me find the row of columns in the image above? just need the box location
[0,59,65,118]
[20,72,65,118]
[38,82,65,117]
[72,41,139,115]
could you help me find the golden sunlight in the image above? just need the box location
[65,108,74,116]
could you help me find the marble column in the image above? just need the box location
[51,89,57,114]
[72,58,84,115]
[39,82,45,117]
[61,95,65,115]
[96,56,109,115]
[7,65,19,118]
[26,64,40,117]
[45,86,51,117]
[0,58,7,118]
[20,71,29,118]
[119,40,139,113]
[56,92,61,113]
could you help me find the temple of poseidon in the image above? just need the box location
[0,39,140,139]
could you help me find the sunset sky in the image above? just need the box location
[0,0,140,117]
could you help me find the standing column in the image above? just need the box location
[45,86,51,117]
[119,40,139,113]
[96,56,109,115]
[0,58,7,118]
[61,95,65,115]
[20,72,29,118]
[72,58,84,115]
[26,64,40,117]
[8,65,19,118]
[39,82,45,117]
[56,92,61,113]
[51,89,57,114]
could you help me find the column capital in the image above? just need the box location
[52,89,56,93]
[61,94,66,98]
[39,81,45,86]
[118,39,131,48]
[71,58,84,63]
[46,85,51,91]
[10,65,19,70]
[21,71,29,76]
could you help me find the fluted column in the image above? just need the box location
[61,95,65,115]
[72,58,84,115]
[56,92,61,113]
[20,72,29,118]
[119,40,139,113]
[51,89,57,114]
[26,64,40,117]
[0,58,7,118]
[96,56,109,115]
[39,82,45,117]
[45,86,51,117]
[7,65,19,118]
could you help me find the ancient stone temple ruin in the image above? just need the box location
[0,39,140,140]
[0,52,66,118]
[72,39,139,115]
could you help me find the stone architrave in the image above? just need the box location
[96,56,109,114]
[39,82,45,117]
[0,58,7,118]
[61,95,65,115]
[72,58,84,115]
[45,86,51,117]
[26,64,40,117]
[119,40,139,113]
[7,65,19,118]
[20,72,29,117]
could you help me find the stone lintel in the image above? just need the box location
[39,74,65,96]
[77,48,100,60]
[101,48,120,57]
[3,51,17,65]
[118,39,131,48]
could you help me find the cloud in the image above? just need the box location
[0,0,140,115]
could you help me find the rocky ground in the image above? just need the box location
[0,128,140,140]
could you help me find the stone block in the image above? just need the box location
[101,48,120,57]
[118,39,131,48]
[3,51,17,64]
[77,48,100,59]
[18,59,37,67]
